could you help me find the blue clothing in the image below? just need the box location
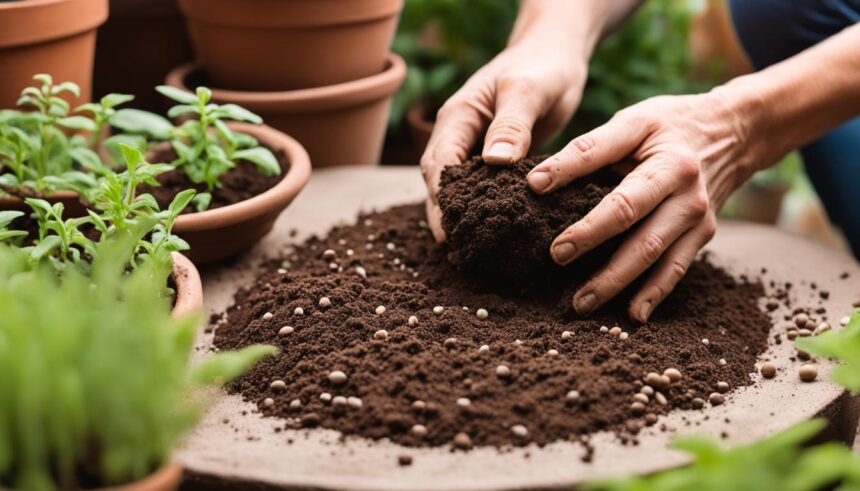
[729,0,860,258]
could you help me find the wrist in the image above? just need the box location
[510,0,604,61]
[709,77,772,181]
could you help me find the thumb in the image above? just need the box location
[482,80,543,165]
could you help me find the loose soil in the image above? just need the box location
[214,195,773,449]
[141,145,286,212]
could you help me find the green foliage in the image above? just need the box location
[0,238,276,490]
[587,419,860,491]
[797,311,860,393]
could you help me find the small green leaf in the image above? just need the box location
[100,93,135,108]
[0,211,24,229]
[31,235,63,260]
[110,109,173,140]
[57,116,97,132]
[191,192,211,212]
[168,189,197,217]
[233,147,281,176]
[167,105,199,119]
[155,85,199,105]
[191,345,278,386]
[217,104,262,124]
[196,87,213,104]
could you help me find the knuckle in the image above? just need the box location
[688,192,710,218]
[674,155,701,183]
[497,75,536,95]
[669,259,689,282]
[489,116,531,138]
[702,215,717,239]
[638,232,666,264]
[571,134,597,155]
[608,192,638,229]
[599,266,626,293]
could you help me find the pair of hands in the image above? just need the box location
[421,42,753,323]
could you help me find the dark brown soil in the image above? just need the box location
[213,203,773,450]
[438,155,622,291]
[141,145,286,212]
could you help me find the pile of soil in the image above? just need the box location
[142,145,286,211]
[438,155,622,289]
[214,202,773,450]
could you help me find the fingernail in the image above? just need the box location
[639,301,652,322]
[551,241,576,265]
[485,142,514,163]
[527,171,551,193]
[575,292,598,314]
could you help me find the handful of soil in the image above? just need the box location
[438,156,622,289]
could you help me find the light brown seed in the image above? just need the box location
[799,364,817,382]
[798,328,812,337]
[640,385,655,396]
[476,308,489,320]
[797,350,811,361]
[644,372,664,387]
[408,315,419,326]
[793,313,809,328]
[566,390,580,401]
[373,329,389,340]
[663,368,682,383]
[278,325,294,336]
[411,424,428,438]
[760,362,777,379]
[262,312,274,321]
[708,392,725,405]
[319,297,331,308]
[511,424,529,437]
[433,306,444,315]
[453,432,472,449]
[630,402,645,414]
[633,393,649,404]
[328,370,348,385]
[375,305,386,315]
[495,365,511,379]
[609,326,623,336]
[716,381,730,393]
[644,413,658,426]
[444,338,458,349]
[561,331,573,340]
[270,380,286,390]
[691,398,705,409]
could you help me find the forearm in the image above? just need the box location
[717,22,860,176]
[509,0,644,59]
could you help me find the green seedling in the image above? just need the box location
[0,237,276,491]
[0,210,26,242]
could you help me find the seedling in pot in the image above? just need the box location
[112,86,281,211]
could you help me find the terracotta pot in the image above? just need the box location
[165,54,406,168]
[406,103,435,156]
[178,0,402,91]
[0,190,87,217]
[92,463,182,491]
[94,0,193,113]
[170,252,203,319]
[0,0,108,108]
[164,123,311,264]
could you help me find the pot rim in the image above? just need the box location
[169,122,312,233]
[0,0,108,49]
[164,53,406,113]
[178,0,402,28]
[0,189,80,205]
[170,252,203,319]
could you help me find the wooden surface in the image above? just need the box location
[178,166,860,491]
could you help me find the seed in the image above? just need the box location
[373,329,389,340]
[561,331,573,340]
[702,338,710,346]
[599,326,609,333]
[511,424,529,437]
[841,316,851,327]
[408,315,419,326]
[663,368,682,383]
[609,326,622,336]
[322,249,336,259]
[719,358,727,366]
[644,413,658,426]
[655,392,668,405]
[513,339,523,346]
[411,424,428,438]
[346,249,354,256]
[644,372,667,388]
[262,312,274,321]
[716,381,730,393]
[367,234,376,241]
[398,455,413,466]
[799,364,818,382]
[793,313,809,327]
[375,305,386,315]
[289,399,302,409]
[332,396,347,406]
[797,349,811,361]
[453,432,472,450]
[496,365,511,378]
[708,392,725,405]
[619,332,629,340]
[277,268,287,274]
[456,397,471,407]
[787,330,799,340]
[444,338,458,349]
[798,328,812,337]
[262,397,274,407]
[328,262,338,271]
[692,398,705,409]
[805,319,817,330]
[386,242,396,251]
[633,393,649,404]
[294,307,304,315]
[270,380,286,390]
[476,308,489,320]
[478,344,490,353]
[760,363,777,379]
[319,297,331,308]
[566,390,580,401]
[433,306,444,315]
[278,325,294,336]
[328,370,348,385]
[630,402,645,414]
[411,400,426,410]
[547,349,559,356]
[355,266,367,278]
[320,393,332,403]
[814,322,831,335]
[640,386,654,396]
[347,396,363,408]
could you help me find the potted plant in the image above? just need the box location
[0,0,108,108]
[164,55,406,168]
[0,230,275,490]
[110,86,312,263]
[178,0,403,91]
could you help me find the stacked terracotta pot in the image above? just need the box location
[170,0,406,167]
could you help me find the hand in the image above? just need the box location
[420,39,589,241]
[527,91,758,322]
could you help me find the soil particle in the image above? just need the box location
[214,202,773,449]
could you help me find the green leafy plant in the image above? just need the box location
[111,86,281,211]
[0,210,26,243]
[0,236,276,491]
[797,311,860,393]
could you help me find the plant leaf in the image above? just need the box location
[57,116,97,132]
[191,345,278,386]
[110,109,173,140]
[233,147,281,176]
[156,85,199,105]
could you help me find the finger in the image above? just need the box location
[570,194,708,316]
[628,215,717,322]
[425,198,446,243]
[526,110,651,194]
[420,97,490,204]
[482,79,544,165]
[550,154,698,266]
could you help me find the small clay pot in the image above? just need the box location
[164,54,406,168]
[0,190,87,217]
[93,463,182,491]
[0,0,108,108]
[166,123,311,264]
[178,0,403,91]
[406,103,435,156]
[170,252,203,319]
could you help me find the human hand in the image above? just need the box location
[526,91,759,322]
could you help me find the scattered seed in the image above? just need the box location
[701,338,710,346]
[355,266,367,278]
[644,413,658,426]
[640,386,654,396]
[654,392,668,405]
[663,368,682,383]
[456,397,471,407]
[411,424,428,438]
[433,306,444,315]
[294,307,304,315]
[561,331,573,340]
[513,339,523,346]
[798,328,812,337]
[566,390,580,401]
[322,249,336,259]
[320,393,332,403]
[277,268,287,274]
[278,325,294,336]
[799,364,818,382]
[374,305,386,315]
[453,432,472,450]
[408,315,419,326]
[478,344,490,353]
[805,319,816,330]
[619,332,629,340]
[814,322,831,335]
[444,338,458,349]
[476,308,489,320]
[270,380,286,390]
[373,329,389,340]
[386,242,396,251]
[716,381,730,393]
[692,398,705,409]
[412,400,426,410]
[599,326,609,333]
[787,330,799,340]
[547,349,559,356]
[708,392,725,405]
[398,455,413,466]
[346,249,354,256]
[644,372,666,388]
[841,316,851,327]
[262,397,274,407]
[495,365,511,379]
[760,363,777,379]
[797,349,811,361]
[262,312,274,321]
[319,297,331,308]
[328,370,348,385]
[332,395,347,406]
[347,396,363,408]
[609,326,622,336]
[511,424,529,437]
[630,402,645,414]
[633,393,649,404]
[328,262,338,271]
[289,399,302,409]
[793,313,810,327]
